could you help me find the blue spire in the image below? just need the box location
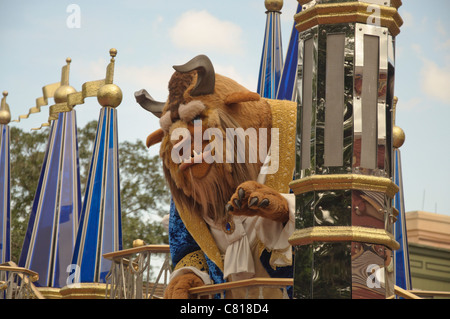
[0,92,11,264]
[257,2,284,99]
[276,3,302,101]
[19,110,82,288]
[71,107,122,283]
[71,50,122,284]
[393,147,412,291]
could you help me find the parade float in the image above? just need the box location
[0,0,446,300]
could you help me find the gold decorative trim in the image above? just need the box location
[223,219,235,234]
[288,226,400,250]
[59,283,109,299]
[174,250,209,272]
[188,278,293,297]
[256,238,292,270]
[37,287,62,299]
[297,0,313,6]
[174,199,224,272]
[294,2,403,36]
[289,174,399,198]
[263,98,297,194]
[391,0,402,9]
[298,0,402,9]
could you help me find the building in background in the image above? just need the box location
[406,211,450,292]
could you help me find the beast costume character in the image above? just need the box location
[136,55,296,299]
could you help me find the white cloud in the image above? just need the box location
[115,64,173,101]
[420,58,450,103]
[436,19,447,37]
[152,15,164,34]
[74,58,173,101]
[169,10,244,55]
[280,0,299,25]
[214,63,257,92]
[409,41,450,105]
[401,11,414,29]
[397,97,422,111]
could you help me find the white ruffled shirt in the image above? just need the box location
[169,195,295,285]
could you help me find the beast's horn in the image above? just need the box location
[173,55,215,96]
[135,89,165,118]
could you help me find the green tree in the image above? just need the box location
[118,140,170,248]
[8,120,170,263]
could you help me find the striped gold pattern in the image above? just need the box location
[297,0,402,9]
[59,283,109,299]
[294,2,403,36]
[289,174,399,198]
[289,226,400,250]
[263,99,297,194]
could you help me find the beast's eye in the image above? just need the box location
[192,114,201,122]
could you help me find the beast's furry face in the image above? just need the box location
[158,71,272,223]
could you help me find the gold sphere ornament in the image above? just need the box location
[265,0,283,11]
[392,125,405,148]
[54,85,77,103]
[0,110,10,125]
[0,91,11,125]
[0,281,8,291]
[133,239,146,248]
[97,84,123,108]
[109,48,117,58]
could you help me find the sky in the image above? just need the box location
[0,0,449,216]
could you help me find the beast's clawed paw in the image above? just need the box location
[164,273,204,299]
[226,181,289,223]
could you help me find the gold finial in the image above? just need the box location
[0,281,8,291]
[105,48,117,84]
[392,96,398,125]
[97,84,122,108]
[98,48,122,108]
[133,239,146,248]
[0,91,11,125]
[393,126,405,148]
[109,48,117,61]
[392,97,405,148]
[54,57,77,103]
[265,0,283,12]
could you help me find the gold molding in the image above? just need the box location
[289,174,399,198]
[37,287,62,299]
[59,283,109,299]
[294,2,403,36]
[289,226,400,250]
[391,0,402,9]
[297,0,402,9]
